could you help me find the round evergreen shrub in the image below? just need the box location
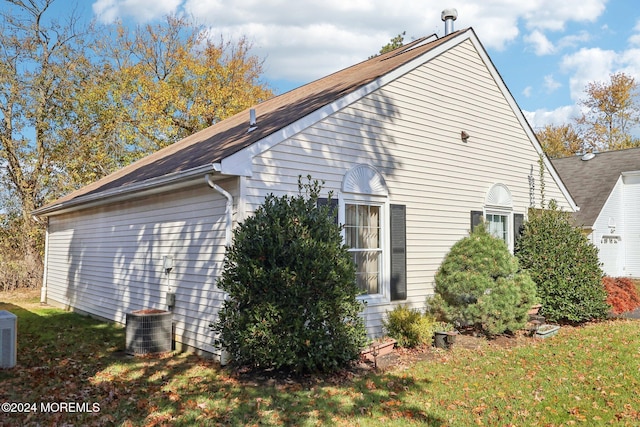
[430,223,537,335]
[515,201,610,323]
[211,178,367,373]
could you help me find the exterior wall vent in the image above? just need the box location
[125,310,173,355]
[0,310,17,368]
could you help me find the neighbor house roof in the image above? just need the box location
[34,31,466,216]
[552,148,640,227]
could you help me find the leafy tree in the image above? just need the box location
[515,201,610,323]
[535,123,583,158]
[574,72,640,152]
[430,224,537,335]
[67,15,273,187]
[370,31,405,58]
[0,0,94,286]
[0,1,272,288]
[211,178,367,373]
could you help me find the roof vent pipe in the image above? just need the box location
[441,8,458,36]
[248,109,257,133]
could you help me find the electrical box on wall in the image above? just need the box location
[166,292,176,307]
[163,255,174,272]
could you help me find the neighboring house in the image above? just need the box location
[34,19,577,359]
[552,148,640,278]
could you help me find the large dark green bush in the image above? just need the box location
[430,223,537,335]
[515,201,609,323]
[211,178,367,373]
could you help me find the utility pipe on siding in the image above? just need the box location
[205,174,233,247]
[205,173,233,365]
[40,223,50,304]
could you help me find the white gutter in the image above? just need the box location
[205,174,233,247]
[34,163,221,217]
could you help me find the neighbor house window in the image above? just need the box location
[344,204,382,294]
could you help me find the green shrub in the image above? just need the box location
[515,201,609,323]
[211,177,367,373]
[430,223,537,335]
[383,306,438,348]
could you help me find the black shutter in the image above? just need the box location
[390,204,407,301]
[470,210,484,231]
[317,197,339,224]
[514,213,524,245]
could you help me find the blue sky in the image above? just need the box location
[46,0,639,131]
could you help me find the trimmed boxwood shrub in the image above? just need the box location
[515,201,609,323]
[383,305,438,348]
[430,223,537,335]
[211,177,367,373]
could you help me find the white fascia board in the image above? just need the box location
[469,31,579,212]
[34,163,220,217]
[220,32,471,176]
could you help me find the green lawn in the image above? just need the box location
[1,292,639,426]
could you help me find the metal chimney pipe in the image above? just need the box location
[441,8,458,35]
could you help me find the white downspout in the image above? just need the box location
[205,173,233,365]
[32,215,49,304]
[40,221,50,304]
[205,174,233,247]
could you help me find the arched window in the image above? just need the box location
[471,183,523,252]
[485,183,513,245]
[341,165,389,298]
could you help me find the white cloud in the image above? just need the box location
[93,0,183,23]
[91,0,609,66]
[521,0,605,31]
[525,30,555,55]
[523,86,532,97]
[561,47,618,101]
[524,105,580,129]
[557,31,590,50]
[89,0,611,104]
[544,75,561,92]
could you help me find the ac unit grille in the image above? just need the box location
[0,310,17,369]
[125,311,172,355]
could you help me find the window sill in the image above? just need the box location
[357,294,388,307]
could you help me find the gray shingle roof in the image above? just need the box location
[36,30,464,214]
[552,148,640,227]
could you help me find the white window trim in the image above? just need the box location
[484,208,514,252]
[339,194,390,306]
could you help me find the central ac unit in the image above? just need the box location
[0,310,17,369]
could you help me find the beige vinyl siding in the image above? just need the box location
[44,179,236,355]
[246,39,574,336]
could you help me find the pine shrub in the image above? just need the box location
[431,223,537,335]
[603,277,640,314]
[383,306,438,348]
[515,201,609,323]
[211,177,367,373]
